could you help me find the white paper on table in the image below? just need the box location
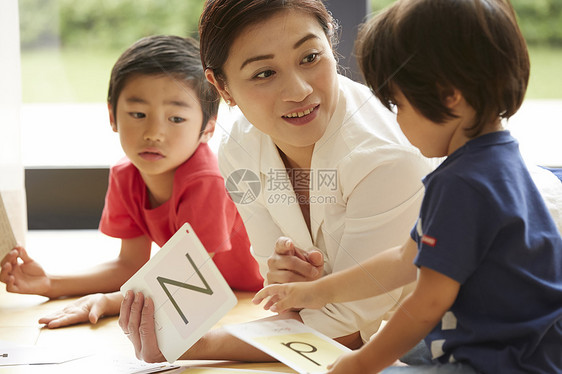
[0,192,17,259]
[224,319,351,374]
[121,223,237,363]
[183,368,281,373]
[0,345,89,366]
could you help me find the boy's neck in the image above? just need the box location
[141,170,175,208]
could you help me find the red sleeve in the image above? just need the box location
[173,174,238,254]
[99,165,145,239]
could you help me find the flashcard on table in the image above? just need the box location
[181,368,281,373]
[0,193,17,259]
[121,223,237,363]
[224,319,351,374]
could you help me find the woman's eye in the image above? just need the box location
[130,112,145,119]
[302,53,318,64]
[169,116,185,124]
[255,70,275,79]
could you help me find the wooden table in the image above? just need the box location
[0,230,295,373]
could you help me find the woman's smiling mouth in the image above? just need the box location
[282,105,319,126]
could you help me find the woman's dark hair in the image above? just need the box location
[356,0,530,137]
[108,35,219,133]
[199,0,338,87]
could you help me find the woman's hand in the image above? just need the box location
[252,281,328,313]
[0,247,51,296]
[38,292,122,328]
[119,290,166,363]
[266,237,324,284]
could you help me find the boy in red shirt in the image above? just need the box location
[1,35,262,328]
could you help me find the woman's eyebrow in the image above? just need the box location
[239,33,321,70]
[293,33,319,49]
[240,54,274,70]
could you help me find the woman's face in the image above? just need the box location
[217,9,339,153]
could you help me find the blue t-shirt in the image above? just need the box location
[412,131,562,373]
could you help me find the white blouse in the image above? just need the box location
[219,75,436,340]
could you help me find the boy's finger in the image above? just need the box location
[252,285,280,304]
[89,304,103,324]
[16,247,32,263]
[0,262,13,283]
[1,249,18,267]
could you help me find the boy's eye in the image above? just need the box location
[254,70,275,79]
[301,53,318,64]
[169,116,185,124]
[130,112,145,119]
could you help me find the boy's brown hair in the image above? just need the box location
[356,0,530,137]
[108,35,219,134]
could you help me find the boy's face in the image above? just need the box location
[110,74,213,184]
[393,89,466,158]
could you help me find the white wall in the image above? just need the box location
[0,0,27,245]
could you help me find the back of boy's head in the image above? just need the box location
[107,35,219,133]
[357,0,530,137]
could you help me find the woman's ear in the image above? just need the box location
[205,69,236,106]
[107,102,118,132]
[199,117,216,144]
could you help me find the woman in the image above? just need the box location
[119,0,434,362]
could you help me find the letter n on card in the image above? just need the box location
[120,223,237,362]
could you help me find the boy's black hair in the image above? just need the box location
[108,35,220,133]
[356,0,530,137]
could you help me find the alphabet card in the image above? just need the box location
[224,319,351,374]
[120,223,237,363]
[0,193,17,259]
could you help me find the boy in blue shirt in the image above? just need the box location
[253,0,562,372]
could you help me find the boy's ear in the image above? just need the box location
[205,69,236,107]
[441,87,463,109]
[199,117,216,144]
[107,102,118,132]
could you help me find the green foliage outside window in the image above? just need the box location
[371,0,562,46]
[19,0,204,50]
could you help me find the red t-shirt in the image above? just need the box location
[99,143,263,291]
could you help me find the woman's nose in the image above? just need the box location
[281,70,313,103]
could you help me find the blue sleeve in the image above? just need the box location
[413,175,498,284]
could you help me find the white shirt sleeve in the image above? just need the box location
[218,138,283,280]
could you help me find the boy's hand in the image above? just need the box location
[119,290,166,363]
[0,247,51,296]
[266,237,324,284]
[252,281,327,313]
[327,350,372,374]
[38,292,122,328]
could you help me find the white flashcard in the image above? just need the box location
[0,193,17,259]
[224,319,351,374]
[182,368,281,373]
[121,223,237,363]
